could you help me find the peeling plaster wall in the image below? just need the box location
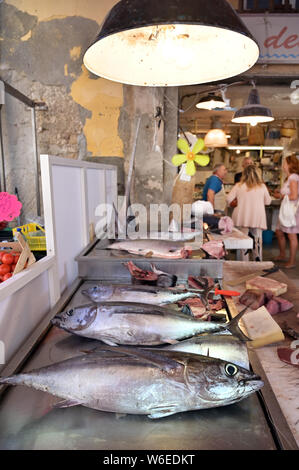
[0,0,179,223]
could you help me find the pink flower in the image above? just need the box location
[0,192,22,222]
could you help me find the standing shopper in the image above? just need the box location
[274,155,299,269]
[227,165,271,261]
[202,164,227,214]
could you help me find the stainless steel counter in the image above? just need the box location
[75,239,224,281]
[0,280,279,450]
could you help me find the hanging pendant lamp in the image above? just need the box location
[196,93,226,110]
[83,0,259,87]
[231,87,274,127]
[204,119,228,148]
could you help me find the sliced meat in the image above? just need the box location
[265,299,280,316]
[188,276,215,290]
[209,299,225,311]
[124,261,158,285]
[178,298,205,307]
[239,289,271,310]
[273,297,294,313]
[246,276,287,296]
[201,241,226,259]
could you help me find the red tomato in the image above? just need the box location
[2,253,14,265]
[0,264,11,275]
[2,273,12,281]
[14,254,20,264]
[0,251,7,262]
[11,263,17,272]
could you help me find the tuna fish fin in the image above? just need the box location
[227,307,252,342]
[148,405,178,419]
[53,399,83,409]
[92,345,182,373]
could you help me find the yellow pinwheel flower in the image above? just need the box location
[172,138,210,176]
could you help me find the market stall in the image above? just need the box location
[0,156,298,450]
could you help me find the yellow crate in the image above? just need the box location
[12,223,46,251]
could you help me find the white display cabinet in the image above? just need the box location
[0,155,117,369]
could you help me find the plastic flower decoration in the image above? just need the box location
[172,138,210,176]
[0,192,22,222]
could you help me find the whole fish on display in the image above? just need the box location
[51,302,250,345]
[82,284,201,306]
[163,335,250,370]
[0,347,263,419]
[107,239,192,259]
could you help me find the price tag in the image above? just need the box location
[179,164,191,182]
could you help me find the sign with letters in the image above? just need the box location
[241,14,299,64]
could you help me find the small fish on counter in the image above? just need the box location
[0,347,263,419]
[51,301,251,346]
[82,284,202,306]
[107,239,192,259]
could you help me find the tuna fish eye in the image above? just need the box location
[225,363,238,377]
[67,309,74,316]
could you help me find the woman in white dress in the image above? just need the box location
[274,155,299,269]
[227,165,271,262]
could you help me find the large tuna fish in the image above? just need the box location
[164,335,250,370]
[0,347,263,419]
[107,239,192,259]
[51,302,250,346]
[82,284,202,306]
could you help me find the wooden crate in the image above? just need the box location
[0,232,36,275]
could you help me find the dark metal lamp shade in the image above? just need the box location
[232,88,274,126]
[83,0,259,86]
[196,93,226,110]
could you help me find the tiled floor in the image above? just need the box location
[227,235,299,288]
[263,237,299,289]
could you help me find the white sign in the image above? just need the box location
[242,14,299,64]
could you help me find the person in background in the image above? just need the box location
[234,156,254,184]
[227,165,271,262]
[202,164,227,214]
[273,154,299,269]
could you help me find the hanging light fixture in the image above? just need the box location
[83,0,259,87]
[231,85,274,127]
[204,119,228,148]
[196,93,226,111]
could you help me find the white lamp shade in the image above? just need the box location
[204,129,228,148]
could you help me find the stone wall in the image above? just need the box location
[0,0,179,224]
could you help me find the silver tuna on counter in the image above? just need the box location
[0,347,263,419]
[51,302,250,346]
[82,284,202,305]
[163,335,250,370]
[107,239,192,259]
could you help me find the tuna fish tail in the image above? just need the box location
[0,375,23,387]
[226,306,252,342]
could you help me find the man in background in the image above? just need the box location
[203,163,227,214]
[234,156,254,184]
